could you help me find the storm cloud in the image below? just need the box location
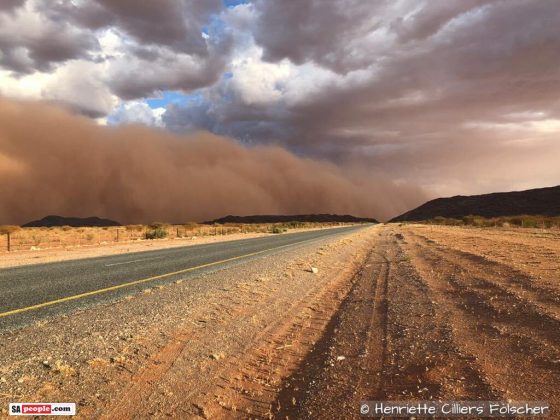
[1,0,559,216]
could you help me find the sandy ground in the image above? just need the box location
[275,224,560,418]
[0,224,558,419]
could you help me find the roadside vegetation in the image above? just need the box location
[410,215,560,228]
[145,223,170,240]
[0,221,358,252]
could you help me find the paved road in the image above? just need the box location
[0,225,368,330]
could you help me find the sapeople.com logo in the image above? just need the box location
[9,403,76,416]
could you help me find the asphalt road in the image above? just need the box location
[0,225,368,330]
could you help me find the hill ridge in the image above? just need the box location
[390,185,560,222]
[22,215,121,228]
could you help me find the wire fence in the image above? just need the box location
[0,223,350,253]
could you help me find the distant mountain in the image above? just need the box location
[22,215,121,228]
[205,214,378,224]
[390,185,560,222]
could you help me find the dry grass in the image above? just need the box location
[407,215,560,229]
[0,222,355,253]
[0,225,21,235]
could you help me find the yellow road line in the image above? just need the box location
[0,240,303,319]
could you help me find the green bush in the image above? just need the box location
[522,218,538,228]
[145,227,168,239]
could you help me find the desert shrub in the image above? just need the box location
[522,217,538,228]
[31,235,41,246]
[145,227,168,239]
[86,233,95,241]
[286,221,305,229]
[0,225,21,235]
[509,217,523,227]
[271,226,283,234]
[61,225,72,231]
[429,215,560,229]
[428,216,462,226]
[470,217,486,227]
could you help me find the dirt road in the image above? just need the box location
[0,224,558,418]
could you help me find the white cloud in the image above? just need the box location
[0,69,49,99]
[229,47,291,105]
[109,100,166,127]
[43,60,117,117]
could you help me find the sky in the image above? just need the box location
[1,0,559,223]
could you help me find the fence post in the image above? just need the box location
[7,232,11,252]
[116,228,119,242]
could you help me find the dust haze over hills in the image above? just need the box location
[205,214,378,224]
[22,215,121,228]
[391,185,560,222]
[0,98,425,225]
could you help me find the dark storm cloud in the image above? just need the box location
[29,29,99,69]
[98,0,234,99]
[36,2,114,30]
[163,0,560,198]
[1,0,230,101]
[0,9,99,74]
[40,0,222,51]
[94,0,222,53]
[252,0,387,73]
[391,0,494,42]
[107,48,227,100]
[0,0,24,12]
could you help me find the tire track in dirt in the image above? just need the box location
[409,227,560,305]
[382,230,497,403]
[271,246,390,419]
[188,243,371,418]
[243,228,498,419]
[407,231,560,349]
[403,229,560,411]
[411,233,560,345]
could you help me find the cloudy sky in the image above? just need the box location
[1,0,559,223]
